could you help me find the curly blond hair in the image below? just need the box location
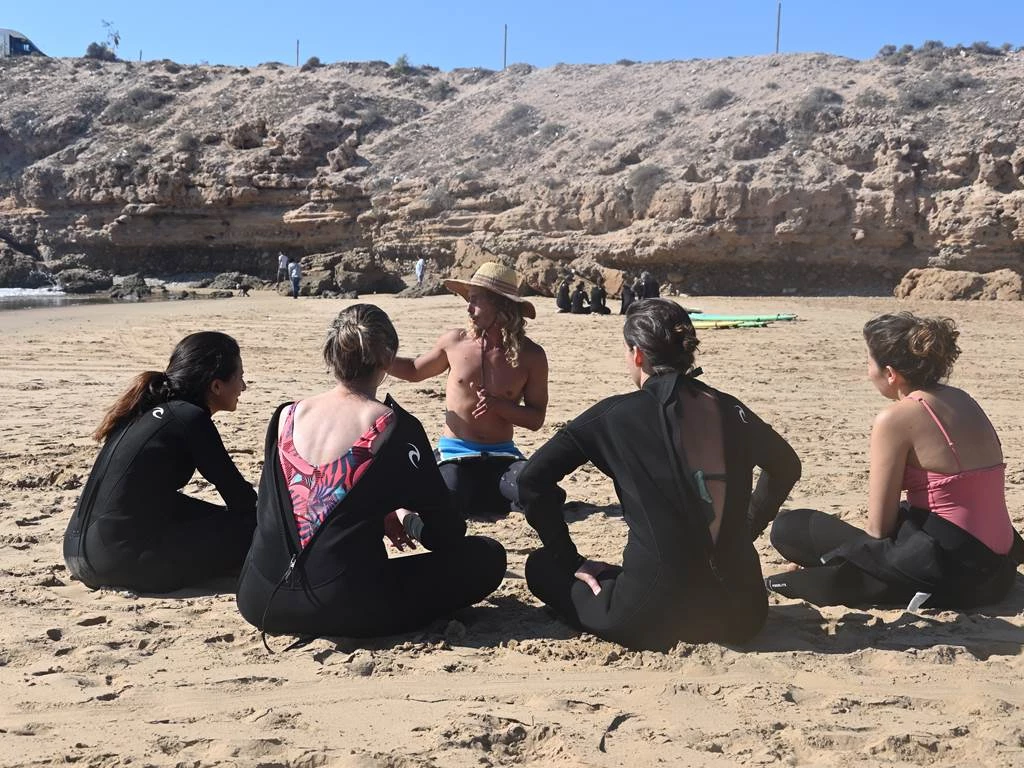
[467,294,527,368]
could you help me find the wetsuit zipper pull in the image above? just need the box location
[708,555,724,583]
[284,554,297,582]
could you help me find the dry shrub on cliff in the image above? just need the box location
[792,87,843,131]
[898,71,981,110]
[174,132,199,152]
[495,104,540,139]
[700,87,734,111]
[970,41,1005,56]
[391,54,412,76]
[84,42,117,62]
[426,79,456,101]
[854,88,888,109]
[300,56,323,72]
[537,122,565,144]
[731,117,787,160]
[100,88,174,125]
[587,138,617,154]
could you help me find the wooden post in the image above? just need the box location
[775,2,782,54]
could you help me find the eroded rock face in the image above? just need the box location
[2,53,1024,294]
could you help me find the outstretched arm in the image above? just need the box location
[389,330,457,382]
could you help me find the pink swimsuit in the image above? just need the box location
[278,403,394,549]
[902,396,1012,555]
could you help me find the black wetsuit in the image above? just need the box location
[619,283,635,314]
[518,372,801,651]
[570,288,590,314]
[555,281,571,312]
[236,397,507,638]
[63,400,257,592]
[768,505,1024,609]
[640,276,660,299]
[590,285,610,315]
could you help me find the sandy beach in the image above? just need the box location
[1,291,1022,767]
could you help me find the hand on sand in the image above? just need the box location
[574,559,617,595]
[384,509,417,552]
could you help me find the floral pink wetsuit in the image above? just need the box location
[278,403,394,549]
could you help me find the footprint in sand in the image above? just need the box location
[203,632,236,644]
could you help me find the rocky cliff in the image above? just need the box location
[2,47,1023,295]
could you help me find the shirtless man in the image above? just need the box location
[389,262,548,520]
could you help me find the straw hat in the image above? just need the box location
[444,262,536,319]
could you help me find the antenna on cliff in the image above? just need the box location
[503,24,508,70]
[296,39,300,67]
[775,1,782,54]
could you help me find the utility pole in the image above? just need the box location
[775,1,782,54]
[503,24,508,70]
[296,39,299,66]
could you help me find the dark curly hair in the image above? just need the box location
[863,312,960,389]
[623,298,700,375]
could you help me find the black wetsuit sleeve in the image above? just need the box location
[518,427,589,573]
[187,412,257,515]
[741,403,802,539]
[399,420,466,550]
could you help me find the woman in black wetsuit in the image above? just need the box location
[517,299,801,651]
[63,332,257,592]
[236,304,506,639]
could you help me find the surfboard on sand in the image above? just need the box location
[689,312,797,323]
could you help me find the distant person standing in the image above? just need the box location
[555,276,572,313]
[640,271,660,299]
[589,279,610,315]
[415,257,426,286]
[570,282,591,314]
[276,252,289,285]
[620,275,635,315]
[288,260,302,299]
[631,276,644,301]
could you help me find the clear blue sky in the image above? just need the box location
[6,1,1022,70]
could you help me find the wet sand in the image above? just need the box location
[1,291,1022,767]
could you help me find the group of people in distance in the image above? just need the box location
[64,261,1023,652]
[276,252,303,299]
[555,274,612,315]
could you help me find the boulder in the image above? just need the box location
[110,273,154,301]
[514,252,560,296]
[226,118,267,150]
[57,268,113,294]
[208,271,265,290]
[396,279,447,298]
[894,267,1023,300]
[0,248,50,288]
[284,268,336,296]
[334,266,405,294]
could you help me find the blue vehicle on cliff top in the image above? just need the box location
[1,29,45,58]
